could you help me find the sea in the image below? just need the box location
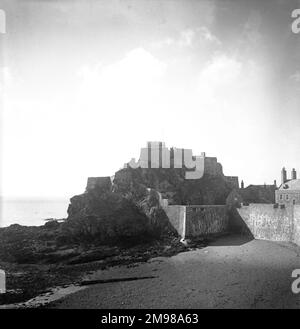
[0,198,70,227]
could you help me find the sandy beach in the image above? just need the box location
[46,235,300,309]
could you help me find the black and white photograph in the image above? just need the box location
[0,0,300,315]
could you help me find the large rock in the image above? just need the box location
[63,182,175,245]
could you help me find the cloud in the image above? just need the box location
[76,47,167,151]
[243,10,262,45]
[198,27,221,44]
[76,47,167,126]
[153,26,221,48]
[177,29,195,47]
[290,71,300,83]
[0,66,13,92]
[192,54,270,141]
[78,47,166,105]
[197,55,242,105]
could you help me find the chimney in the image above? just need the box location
[241,180,244,189]
[281,167,287,184]
[274,180,277,187]
[292,168,297,180]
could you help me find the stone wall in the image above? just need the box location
[224,176,239,189]
[0,269,5,294]
[163,200,300,246]
[293,205,300,246]
[185,205,229,237]
[163,204,229,239]
[86,177,112,192]
[236,204,298,243]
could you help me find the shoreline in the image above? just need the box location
[0,234,207,307]
[0,284,87,309]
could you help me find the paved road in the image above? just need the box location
[50,235,300,309]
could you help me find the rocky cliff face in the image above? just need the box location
[64,180,176,245]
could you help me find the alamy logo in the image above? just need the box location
[0,269,6,294]
[292,9,300,34]
[127,142,205,180]
[0,9,6,34]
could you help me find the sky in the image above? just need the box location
[0,0,300,199]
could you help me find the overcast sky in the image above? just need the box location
[1,0,300,198]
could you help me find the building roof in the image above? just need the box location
[279,179,300,191]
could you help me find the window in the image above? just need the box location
[293,200,296,205]
[286,195,289,200]
[280,194,283,200]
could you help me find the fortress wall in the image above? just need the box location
[293,205,300,246]
[185,205,229,237]
[224,176,239,189]
[237,204,294,242]
[204,157,222,176]
[163,205,229,238]
[163,202,300,245]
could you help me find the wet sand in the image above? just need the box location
[48,235,300,309]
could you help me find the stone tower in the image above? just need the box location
[241,180,244,189]
[292,168,297,180]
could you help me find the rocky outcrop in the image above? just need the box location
[63,190,151,244]
[63,149,237,244]
[113,166,234,206]
[63,181,176,245]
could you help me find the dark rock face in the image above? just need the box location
[64,190,151,244]
[64,185,176,245]
[113,166,234,206]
